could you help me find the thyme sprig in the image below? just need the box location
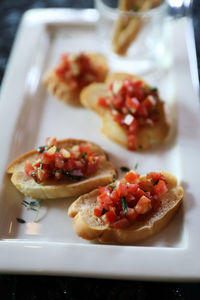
[21,199,43,222]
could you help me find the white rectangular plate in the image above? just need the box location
[0,9,200,280]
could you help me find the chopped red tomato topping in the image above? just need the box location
[54,53,101,91]
[24,138,101,184]
[94,171,168,229]
[124,171,139,184]
[97,78,160,150]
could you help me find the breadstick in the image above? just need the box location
[112,0,162,55]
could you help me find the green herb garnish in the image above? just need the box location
[113,175,116,182]
[120,166,130,172]
[56,147,60,152]
[40,161,43,169]
[31,171,40,184]
[134,163,138,170]
[16,217,26,224]
[153,179,159,186]
[121,197,128,215]
[21,199,43,222]
[33,200,42,222]
[108,184,115,190]
[81,152,87,158]
[150,87,158,92]
[22,200,40,212]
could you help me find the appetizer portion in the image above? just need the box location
[112,0,163,55]
[6,137,116,199]
[43,52,108,104]
[68,171,183,244]
[81,73,169,151]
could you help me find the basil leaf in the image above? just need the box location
[121,197,128,215]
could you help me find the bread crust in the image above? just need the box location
[68,172,183,244]
[80,73,170,150]
[43,53,109,105]
[6,139,116,199]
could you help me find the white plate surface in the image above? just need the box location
[0,9,200,280]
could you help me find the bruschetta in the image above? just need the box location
[43,52,108,105]
[6,137,116,199]
[68,170,183,244]
[81,73,170,151]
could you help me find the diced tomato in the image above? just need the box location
[139,180,153,192]
[98,186,112,195]
[64,158,76,171]
[134,187,145,200]
[94,207,103,218]
[125,96,140,112]
[127,135,137,150]
[136,103,148,117]
[74,160,84,170]
[143,95,156,109]
[46,137,56,148]
[127,183,139,194]
[24,160,35,176]
[135,195,152,214]
[151,196,161,211]
[153,180,168,196]
[98,192,113,210]
[108,83,113,91]
[54,170,62,180]
[43,151,55,164]
[54,153,64,169]
[126,207,138,221]
[124,171,139,184]
[127,119,139,134]
[112,95,124,110]
[110,189,120,203]
[79,144,91,154]
[86,161,98,175]
[98,97,108,108]
[114,218,130,229]
[117,182,128,197]
[147,172,166,184]
[105,211,117,224]
[37,168,50,182]
[113,113,124,124]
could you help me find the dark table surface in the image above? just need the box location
[0,1,200,299]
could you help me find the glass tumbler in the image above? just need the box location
[95,0,167,74]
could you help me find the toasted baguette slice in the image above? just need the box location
[43,53,109,105]
[81,73,170,151]
[6,139,116,199]
[68,172,183,244]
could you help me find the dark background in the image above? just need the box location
[0,1,200,299]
